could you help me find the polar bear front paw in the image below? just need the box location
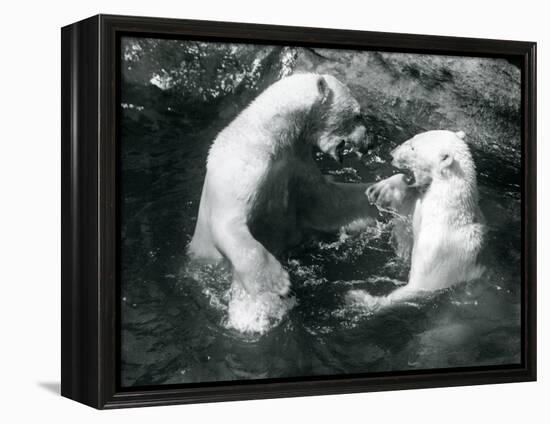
[366,174,408,209]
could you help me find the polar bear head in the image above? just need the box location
[242,73,370,163]
[391,130,476,187]
[312,75,370,163]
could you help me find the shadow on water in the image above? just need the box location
[119,40,522,387]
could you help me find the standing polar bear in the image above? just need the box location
[352,130,486,309]
[188,73,377,331]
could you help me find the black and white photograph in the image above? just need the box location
[119,37,524,387]
[2,0,546,420]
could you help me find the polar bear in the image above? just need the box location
[188,73,377,330]
[351,130,486,310]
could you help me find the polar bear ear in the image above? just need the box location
[455,130,466,139]
[317,76,330,104]
[439,152,454,173]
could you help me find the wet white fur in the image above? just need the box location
[188,73,363,333]
[353,130,485,309]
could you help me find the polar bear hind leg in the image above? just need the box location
[211,215,291,296]
[187,185,224,263]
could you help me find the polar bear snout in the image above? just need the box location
[390,147,411,172]
[347,126,371,158]
[357,132,372,155]
[335,140,346,163]
[327,125,370,163]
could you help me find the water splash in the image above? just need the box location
[315,219,392,262]
[225,284,296,334]
[183,261,296,335]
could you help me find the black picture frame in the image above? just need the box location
[61,14,537,409]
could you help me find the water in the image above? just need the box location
[120,140,521,388]
[119,40,521,387]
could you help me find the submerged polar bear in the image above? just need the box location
[188,73,377,332]
[351,130,486,310]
